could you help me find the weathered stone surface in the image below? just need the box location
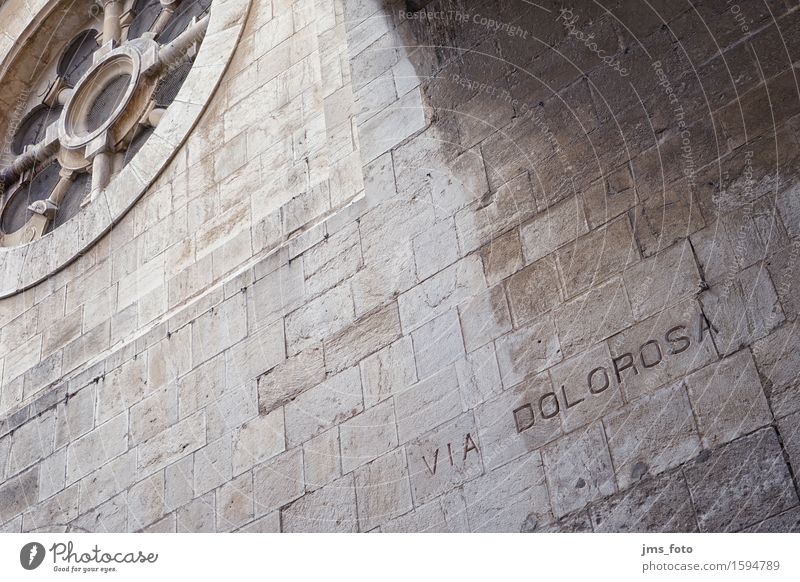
[303,428,341,492]
[7,411,54,477]
[360,337,417,408]
[454,342,502,410]
[177,492,215,533]
[542,422,616,518]
[395,366,462,444]
[382,489,469,533]
[743,508,800,533]
[66,413,129,484]
[495,315,562,388]
[285,284,355,356]
[77,450,137,514]
[506,256,562,327]
[0,468,39,524]
[480,228,523,286]
[194,435,233,496]
[520,196,588,265]
[231,409,285,476]
[257,344,325,414]
[340,399,399,473]
[406,413,483,504]
[137,412,205,477]
[128,472,166,531]
[684,428,798,532]
[684,349,772,448]
[463,452,551,532]
[192,293,248,366]
[411,309,465,379]
[354,448,413,531]
[752,323,800,419]
[23,484,79,532]
[217,473,254,532]
[590,470,698,532]
[604,382,701,489]
[324,303,402,374]
[458,285,513,353]
[282,474,358,533]
[131,385,178,445]
[253,448,305,516]
[285,366,363,447]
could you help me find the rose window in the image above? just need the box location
[0,0,212,246]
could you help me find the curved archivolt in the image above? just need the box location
[0,0,212,246]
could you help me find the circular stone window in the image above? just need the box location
[0,0,250,296]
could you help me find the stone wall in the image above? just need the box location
[1,0,800,532]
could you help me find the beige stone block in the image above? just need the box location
[395,366,462,444]
[285,366,363,447]
[354,448,412,531]
[257,344,325,414]
[303,428,341,492]
[194,435,233,496]
[165,455,193,513]
[495,315,562,388]
[177,354,227,418]
[382,489,468,533]
[685,349,773,448]
[360,336,417,408]
[237,511,281,532]
[554,276,634,357]
[128,472,166,531]
[217,472,254,532]
[458,285,512,353]
[411,309,465,380]
[604,382,701,489]
[359,87,426,163]
[191,293,248,366]
[303,222,362,297]
[412,218,459,281]
[506,255,562,327]
[38,448,66,501]
[282,474,358,532]
[463,451,551,532]
[66,413,128,484]
[206,381,259,441]
[454,342,502,410]
[340,399,399,473]
[398,255,486,332]
[177,492,215,533]
[520,195,588,265]
[0,468,38,524]
[480,227,524,286]
[130,384,178,446]
[137,412,206,477]
[406,413,483,505]
[77,450,137,513]
[224,319,286,390]
[254,448,305,516]
[285,283,355,355]
[96,356,148,424]
[23,484,79,532]
[232,409,286,476]
[323,302,401,374]
[542,422,616,517]
[7,411,55,477]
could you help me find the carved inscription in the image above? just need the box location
[422,433,480,475]
[513,313,712,433]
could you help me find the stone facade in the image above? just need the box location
[1,0,800,533]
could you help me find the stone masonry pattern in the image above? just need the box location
[1,0,800,533]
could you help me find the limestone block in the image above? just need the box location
[412,218,459,281]
[177,492,215,533]
[395,366,462,444]
[285,366,363,446]
[142,514,176,533]
[475,373,563,471]
[590,469,698,532]
[406,413,483,505]
[752,323,800,419]
[285,283,355,355]
[607,300,718,401]
[382,489,469,533]
[257,344,325,414]
[359,87,426,163]
[480,227,523,286]
[463,451,551,532]
[7,411,55,477]
[303,428,341,492]
[205,381,259,441]
[128,472,166,531]
[685,349,772,448]
[340,399,399,473]
[360,337,417,408]
[37,448,66,502]
[624,240,700,321]
[74,493,127,533]
[458,285,513,353]
[520,195,588,265]
[66,413,128,484]
[165,455,193,513]
[232,409,286,476]
[323,303,402,375]
[194,435,233,496]
[253,448,305,516]
[354,448,413,531]
[505,256,562,330]
[237,511,281,533]
[766,243,800,321]
[191,293,248,366]
[303,222,363,297]
[454,342,502,410]
[398,255,486,332]
[495,315,562,388]
[217,472,254,532]
[77,450,137,514]
[554,276,634,358]
[23,484,79,532]
[0,468,38,524]
[3,334,42,385]
[743,508,800,533]
[412,309,465,380]
[137,412,206,477]
[581,167,637,230]
[282,474,358,532]
[542,422,616,517]
[350,241,417,317]
[131,385,178,446]
[700,263,784,356]
[684,428,798,531]
[177,354,227,418]
[41,308,82,359]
